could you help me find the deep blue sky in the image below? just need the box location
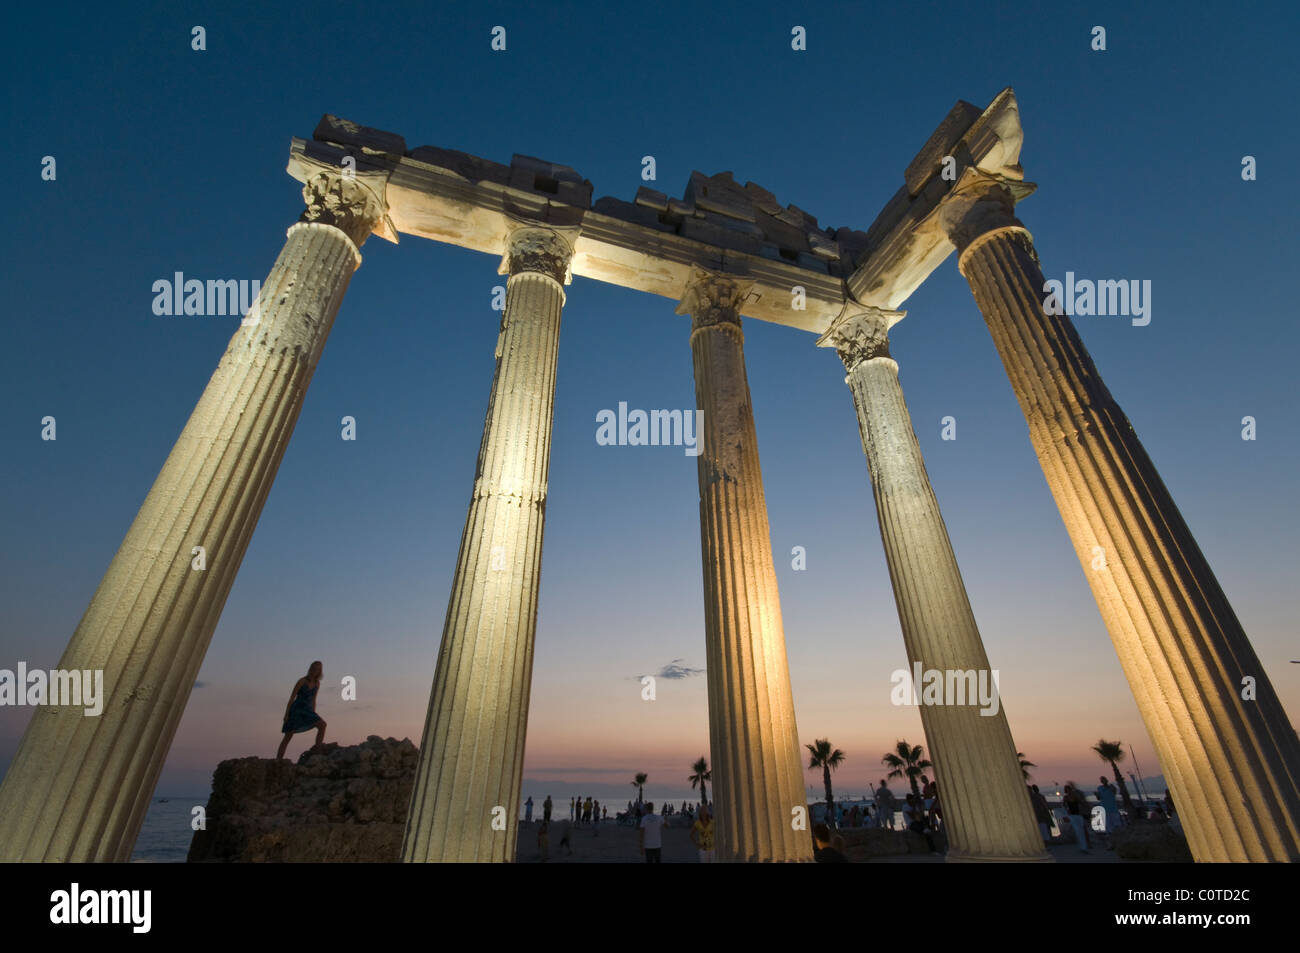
[2,1,1297,803]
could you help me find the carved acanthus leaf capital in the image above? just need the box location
[499,226,577,285]
[816,302,904,371]
[936,167,1036,254]
[675,267,753,331]
[299,170,389,248]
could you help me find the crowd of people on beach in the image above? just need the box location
[814,772,1179,861]
[818,777,945,839]
[1027,776,1177,853]
[516,772,1177,862]
[519,776,952,863]
[522,794,717,863]
[812,775,947,862]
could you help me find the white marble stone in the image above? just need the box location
[0,170,386,861]
[678,267,812,863]
[402,225,575,863]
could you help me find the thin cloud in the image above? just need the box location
[630,658,704,681]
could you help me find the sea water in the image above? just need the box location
[130,797,204,863]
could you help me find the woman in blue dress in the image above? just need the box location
[276,660,327,759]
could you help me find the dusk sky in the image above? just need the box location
[3,1,1297,809]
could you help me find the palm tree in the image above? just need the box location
[688,757,711,806]
[1018,752,1036,780]
[631,772,648,804]
[1092,740,1134,810]
[806,739,846,829]
[881,740,932,800]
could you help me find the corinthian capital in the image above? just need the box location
[675,267,753,332]
[499,226,577,285]
[936,168,1036,255]
[816,301,905,372]
[299,169,389,248]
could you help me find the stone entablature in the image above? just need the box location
[291,115,857,334]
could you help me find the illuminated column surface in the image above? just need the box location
[818,302,1049,862]
[0,167,386,861]
[938,169,1300,862]
[403,225,574,863]
[677,267,813,863]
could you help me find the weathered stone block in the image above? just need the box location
[667,197,695,218]
[680,216,762,255]
[312,115,406,159]
[795,251,829,272]
[406,145,511,186]
[699,209,765,238]
[188,736,419,863]
[743,181,782,215]
[753,210,809,254]
[686,171,756,222]
[591,196,675,232]
[634,187,669,211]
[903,100,983,196]
[508,154,593,207]
[808,232,840,261]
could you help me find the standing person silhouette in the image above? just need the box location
[276,660,327,759]
[639,802,664,863]
[691,804,715,862]
[1063,783,1090,853]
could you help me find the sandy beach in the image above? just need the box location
[518,819,700,863]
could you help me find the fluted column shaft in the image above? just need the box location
[677,268,812,863]
[940,172,1300,861]
[403,226,573,863]
[820,304,1048,861]
[0,169,384,861]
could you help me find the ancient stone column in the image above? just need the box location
[938,170,1300,862]
[0,167,387,862]
[676,267,812,863]
[403,225,574,863]
[818,303,1049,862]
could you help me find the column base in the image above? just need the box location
[945,848,1054,863]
